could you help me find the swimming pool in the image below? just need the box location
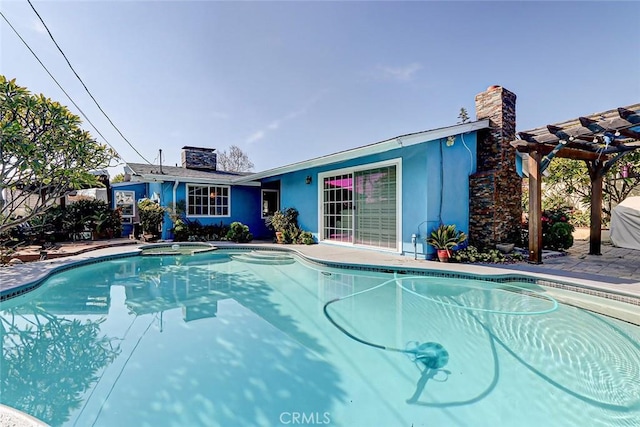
[1,250,638,426]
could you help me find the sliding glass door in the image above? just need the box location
[353,165,397,249]
[320,161,399,250]
[322,173,354,243]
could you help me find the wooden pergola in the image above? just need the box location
[511,103,640,263]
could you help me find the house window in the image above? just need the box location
[319,159,400,251]
[261,189,279,218]
[187,185,230,217]
[114,190,135,223]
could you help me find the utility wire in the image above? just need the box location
[25,0,154,165]
[0,10,119,156]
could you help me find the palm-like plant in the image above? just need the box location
[427,224,467,254]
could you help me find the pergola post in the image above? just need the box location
[528,152,543,263]
[588,164,604,255]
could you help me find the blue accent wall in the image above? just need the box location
[158,183,270,240]
[278,170,319,233]
[264,132,478,258]
[113,131,478,252]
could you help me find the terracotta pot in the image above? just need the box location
[275,231,284,244]
[437,249,450,262]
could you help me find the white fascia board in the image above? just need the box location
[395,120,488,147]
[111,181,142,188]
[233,120,489,183]
[138,174,262,187]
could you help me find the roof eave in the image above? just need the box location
[133,173,261,187]
[233,120,489,183]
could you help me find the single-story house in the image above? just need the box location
[113,85,522,259]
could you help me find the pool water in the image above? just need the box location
[1,251,638,426]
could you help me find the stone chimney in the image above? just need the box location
[469,85,522,248]
[181,146,217,171]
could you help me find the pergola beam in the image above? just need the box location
[512,141,604,161]
[619,128,640,140]
[511,103,640,263]
[618,107,640,124]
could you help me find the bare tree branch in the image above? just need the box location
[216,145,254,172]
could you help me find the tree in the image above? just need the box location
[110,173,126,183]
[217,145,254,172]
[458,107,470,124]
[0,77,118,233]
[541,154,640,224]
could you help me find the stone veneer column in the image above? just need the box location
[469,85,522,248]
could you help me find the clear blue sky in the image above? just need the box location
[2,1,639,176]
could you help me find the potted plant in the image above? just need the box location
[265,208,299,243]
[426,224,467,262]
[91,210,111,240]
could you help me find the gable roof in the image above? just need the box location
[124,120,489,186]
[125,163,256,185]
[234,120,490,183]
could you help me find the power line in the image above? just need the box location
[0,10,120,157]
[28,0,154,165]
[26,0,153,165]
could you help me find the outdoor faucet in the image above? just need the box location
[411,233,417,260]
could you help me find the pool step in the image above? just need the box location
[232,251,295,265]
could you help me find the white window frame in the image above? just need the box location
[317,158,402,252]
[114,190,135,223]
[261,189,280,219]
[186,184,231,218]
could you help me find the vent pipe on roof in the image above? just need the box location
[159,149,163,174]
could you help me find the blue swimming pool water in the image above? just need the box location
[1,250,639,426]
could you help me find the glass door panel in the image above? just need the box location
[354,166,397,249]
[322,173,353,243]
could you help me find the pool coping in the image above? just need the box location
[217,244,640,307]
[0,404,49,427]
[1,242,639,322]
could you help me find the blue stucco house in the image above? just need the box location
[113,86,522,259]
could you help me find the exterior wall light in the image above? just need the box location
[306,176,312,185]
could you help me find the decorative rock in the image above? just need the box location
[496,243,515,254]
[8,258,24,265]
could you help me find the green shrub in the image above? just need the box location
[452,246,524,264]
[542,207,572,231]
[544,222,574,251]
[203,223,229,241]
[521,207,575,251]
[138,199,165,237]
[541,208,574,250]
[172,219,229,242]
[91,208,122,238]
[225,222,253,243]
[298,231,315,245]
